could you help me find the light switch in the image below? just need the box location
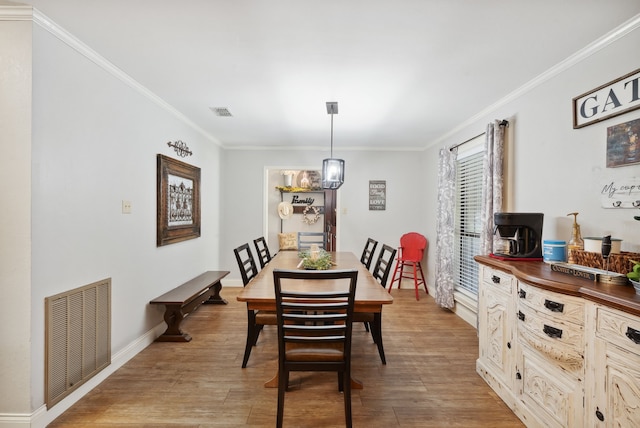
[122,200,132,214]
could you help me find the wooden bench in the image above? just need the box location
[150,270,229,342]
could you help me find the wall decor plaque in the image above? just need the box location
[573,68,640,129]
[157,154,201,246]
[369,180,386,211]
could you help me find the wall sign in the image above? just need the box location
[606,118,640,167]
[369,180,386,211]
[600,177,640,208]
[573,67,640,129]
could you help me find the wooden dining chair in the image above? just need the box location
[233,243,277,368]
[360,238,378,270]
[273,268,358,428]
[297,232,326,251]
[253,236,273,269]
[353,244,396,364]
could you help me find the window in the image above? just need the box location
[453,137,483,297]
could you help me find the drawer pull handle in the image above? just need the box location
[544,299,564,313]
[626,327,640,345]
[518,289,526,299]
[491,275,500,284]
[518,311,525,321]
[543,324,563,339]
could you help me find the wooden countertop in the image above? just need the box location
[475,255,640,316]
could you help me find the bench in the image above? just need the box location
[150,270,229,342]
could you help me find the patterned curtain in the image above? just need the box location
[480,120,505,256]
[434,147,457,309]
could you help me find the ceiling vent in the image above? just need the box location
[210,107,233,117]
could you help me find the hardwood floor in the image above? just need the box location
[49,287,523,427]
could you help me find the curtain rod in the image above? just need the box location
[449,119,509,151]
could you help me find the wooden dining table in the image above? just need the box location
[236,250,394,388]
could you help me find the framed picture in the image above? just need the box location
[572,68,640,129]
[157,154,201,246]
[606,118,640,168]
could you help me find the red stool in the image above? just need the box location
[389,232,428,300]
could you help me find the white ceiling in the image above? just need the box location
[17,0,640,150]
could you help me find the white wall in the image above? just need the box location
[0,10,224,424]
[0,16,33,417]
[221,149,427,284]
[420,19,640,293]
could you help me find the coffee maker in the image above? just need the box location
[492,212,544,260]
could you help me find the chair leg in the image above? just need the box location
[242,311,260,368]
[418,262,428,295]
[343,369,353,428]
[277,369,287,428]
[388,260,402,293]
[364,321,370,332]
[371,312,386,364]
[413,263,420,300]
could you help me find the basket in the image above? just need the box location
[571,249,640,275]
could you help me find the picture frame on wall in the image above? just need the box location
[157,154,201,246]
[606,118,640,168]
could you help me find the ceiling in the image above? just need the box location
[17,0,640,150]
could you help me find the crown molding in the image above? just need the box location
[0,5,221,147]
[427,13,640,150]
[0,4,33,20]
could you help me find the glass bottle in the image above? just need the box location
[567,212,584,264]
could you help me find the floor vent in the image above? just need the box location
[45,278,111,409]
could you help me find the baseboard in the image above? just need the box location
[7,322,166,428]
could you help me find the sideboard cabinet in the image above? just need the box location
[476,256,640,427]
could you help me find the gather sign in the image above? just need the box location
[573,68,640,129]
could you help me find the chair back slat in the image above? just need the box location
[297,232,326,250]
[360,238,378,270]
[253,236,272,268]
[233,243,259,286]
[372,244,398,287]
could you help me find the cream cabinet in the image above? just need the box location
[477,258,640,427]
[590,305,640,427]
[477,265,517,408]
[515,281,585,427]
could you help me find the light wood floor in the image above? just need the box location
[50,287,523,427]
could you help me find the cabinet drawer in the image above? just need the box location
[596,306,640,355]
[518,281,584,326]
[517,305,584,371]
[481,266,513,294]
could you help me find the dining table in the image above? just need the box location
[236,250,394,388]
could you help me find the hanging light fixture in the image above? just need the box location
[322,101,345,189]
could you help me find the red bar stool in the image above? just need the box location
[388,232,428,300]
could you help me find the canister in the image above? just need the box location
[543,240,566,263]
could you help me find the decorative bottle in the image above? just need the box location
[567,212,584,264]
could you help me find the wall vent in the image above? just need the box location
[210,106,233,117]
[45,278,111,408]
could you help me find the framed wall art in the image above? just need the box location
[606,118,640,168]
[157,154,201,246]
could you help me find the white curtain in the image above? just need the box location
[480,121,505,256]
[434,147,457,309]
[434,120,505,309]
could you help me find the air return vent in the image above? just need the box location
[210,107,233,117]
[45,278,111,408]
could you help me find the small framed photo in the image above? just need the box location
[606,118,640,168]
[157,154,201,246]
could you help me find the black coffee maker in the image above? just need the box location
[492,212,544,260]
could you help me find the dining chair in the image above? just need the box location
[389,232,428,300]
[297,231,326,251]
[233,243,277,368]
[273,268,358,428]
[353,243,397,364]
[360,238,378,270]
[253,236,273,269]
